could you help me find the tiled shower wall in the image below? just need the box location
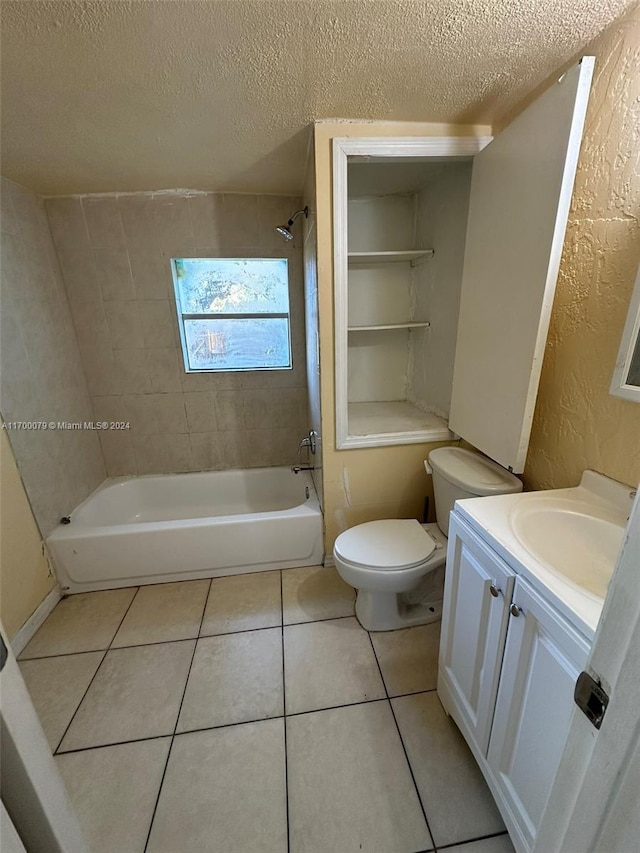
[45,192,309,476]
[0,178,105,535]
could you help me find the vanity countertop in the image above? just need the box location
[454,471,633,640]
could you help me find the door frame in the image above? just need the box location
[0,624,88,853]
[332,135,492,450]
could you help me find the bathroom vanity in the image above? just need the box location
[438,472,631,853]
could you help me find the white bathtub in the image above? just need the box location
[48,467,324,593]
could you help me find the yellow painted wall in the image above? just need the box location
[522,7,640,491]
[312,121,492,552]
[0,427,54,639]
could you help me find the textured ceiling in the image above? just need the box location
[0,0,636,195]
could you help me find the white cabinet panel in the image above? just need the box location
[439,514,516,752]
[487,576,590,850]
[449,59,594,472]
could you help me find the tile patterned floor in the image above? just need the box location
[19,565,515,853]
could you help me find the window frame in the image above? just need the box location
[170,256,293,373]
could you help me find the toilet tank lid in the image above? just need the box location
[334,519,435,570]
[427,447,523,496]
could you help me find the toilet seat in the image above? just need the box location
[334,519,435,571]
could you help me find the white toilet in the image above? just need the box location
[333,447,523,631]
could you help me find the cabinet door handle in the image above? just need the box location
[489,583,501,598]
[510,603,523,617]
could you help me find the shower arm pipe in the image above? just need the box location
[286,207,309,228]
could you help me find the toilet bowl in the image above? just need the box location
[334,520,447,631]
[333,447,523,631]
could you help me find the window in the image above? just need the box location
[171,257,291,372]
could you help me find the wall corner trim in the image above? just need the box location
[10,585,61,657]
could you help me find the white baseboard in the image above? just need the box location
[11,585,61,657]
[323,554,335,568]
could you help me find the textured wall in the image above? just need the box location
[0,428,55,639]
[45,192,308,477]
[524,7,640,491]
[0,178,105,535]
[2,0,637,195]
[313,121,490,552]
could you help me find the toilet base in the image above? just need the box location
[355,589,442,632]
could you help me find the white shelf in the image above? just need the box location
[346,401,454,446]
[348,322,430,331]
[347,250,434,267]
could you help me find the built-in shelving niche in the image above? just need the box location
[334,137,488,449]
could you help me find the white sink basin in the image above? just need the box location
[511,499,625,600]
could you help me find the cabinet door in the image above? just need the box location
[449,58,594,473]
[438,513,516,752]
[487,576,590,851]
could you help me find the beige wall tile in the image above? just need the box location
[82,197,126,248]
[93,246,135,301]
[1,182,104,536]
[184,392,216,432]
[214,389,245,431]
[129,244,172,300]
[146,347,183,392]
[45,197,89,251]
[217,431,247,468]
[125,394,159,435]
[189,432,222,469]
[132,432,192,474]
[151,195,194,248]
[44,190,308,477]
[55,244,102,302]
[153,393,188,433]
[222,194,259,247]
[118,195,157,247]
[99,429,137,476]
[139,299,176,348]
[111,349,151,394]
[1,177,17,234]
[189,194,225,247]
[104,300,144,350]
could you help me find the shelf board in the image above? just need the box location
[346,401,453,445]
[348,321,430,331]
[347,250,434,267]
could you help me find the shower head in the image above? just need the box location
[275,206,309,241]
[276,225,295,241]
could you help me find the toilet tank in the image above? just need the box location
[427,447,523,536]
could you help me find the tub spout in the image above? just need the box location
[291,465,314,474]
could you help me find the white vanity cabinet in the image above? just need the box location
[438,511,591,853]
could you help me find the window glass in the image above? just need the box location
[172,258,291,372]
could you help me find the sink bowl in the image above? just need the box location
[511,501,625,600]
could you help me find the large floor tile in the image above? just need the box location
[370,622,440,697]
[287,701,432,853]
[59,640,195,751]
[200,571,281,636]
[147,719,287,853]
[284,617,385,714]
[282,565,355,624]
[112,579,210,647]
[392,692,505,848]
[56,738,171,853]
[19,588,137,658]
[20,652,104,751]
[445,834,515,853]
[177,628,283,732]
